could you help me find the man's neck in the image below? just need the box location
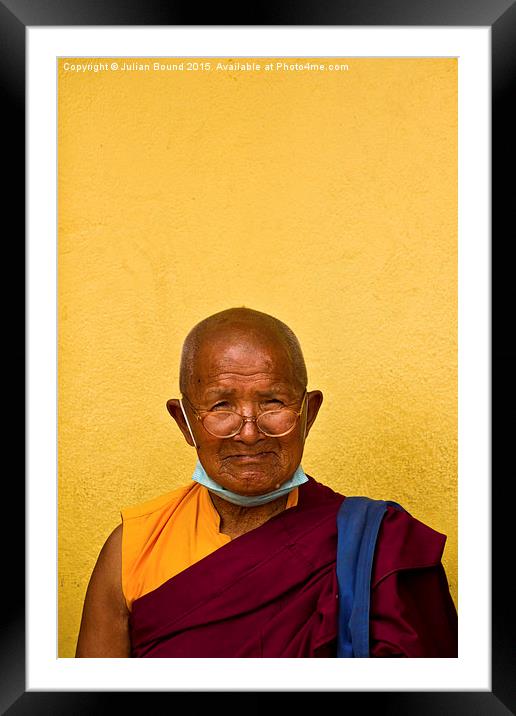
[209,492,289,539]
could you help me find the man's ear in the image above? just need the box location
[305,390,323,437]
[166,399,196,447]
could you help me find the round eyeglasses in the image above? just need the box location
[181,391,307,439]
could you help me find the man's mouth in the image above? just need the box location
[224,452,274,461]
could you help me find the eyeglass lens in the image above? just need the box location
[202,408,298,437]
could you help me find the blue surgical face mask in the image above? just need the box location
[191,459,308,507]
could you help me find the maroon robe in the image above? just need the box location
[129,476,457,657]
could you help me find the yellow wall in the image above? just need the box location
[58,57,457,657]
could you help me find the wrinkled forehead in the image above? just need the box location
[191,326,298,387]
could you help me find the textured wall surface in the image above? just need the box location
[58,57,457,657]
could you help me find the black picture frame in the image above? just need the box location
[6,0,515,713]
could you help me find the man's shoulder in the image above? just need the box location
[121,483,196,521]
[371,503,447,587]
[303,474,346,499]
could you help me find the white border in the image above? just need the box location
[27,27,490,691]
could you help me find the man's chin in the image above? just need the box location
[219,466,286,496]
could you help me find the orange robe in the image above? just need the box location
[121,481,298,611]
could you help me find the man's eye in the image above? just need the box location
[211,402,230,411]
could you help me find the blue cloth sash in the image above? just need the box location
[336,497,405,658]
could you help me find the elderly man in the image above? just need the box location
[76,307,457,657]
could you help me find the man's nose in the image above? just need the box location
[233,415,263,443]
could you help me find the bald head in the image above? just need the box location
[179,307,308,395]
